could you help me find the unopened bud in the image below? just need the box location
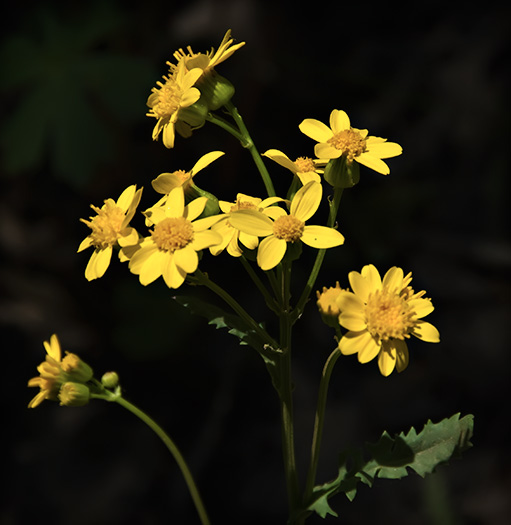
[101,371,120,389]
[59,382,90,407]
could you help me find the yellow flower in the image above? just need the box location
[229,181,345,270]
[129,186,222,289]
[210,193,284,257]
[263,149,328,185]
[151,151,225,195]
[27,334,93,408]
[172,29,245,76]
[78,185,143,281]
[299,109,402,175]
[336,264,440,376]
[317,282,344,327]
[146,61,203,148]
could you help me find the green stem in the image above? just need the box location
[223,101,276,198]
[292,187,344,323]
[193,269,280,353]
[303,347,342,504]
[92,390,210,525]
[278,260,300,514]
[239,256,280,314]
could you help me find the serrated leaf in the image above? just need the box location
[306,413,474,518]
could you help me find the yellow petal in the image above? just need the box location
[45,334,62,361]
[395,340,409,372]
[239,231,259,250]
[357,335,382,363]
[165,186,185,217]
[301,225,344,249]
[152,173,183,194]
[162,121,176,149]
[129,244,159,274]
[412,321,440,343]
[77,236,93,253]
[329,109,350,133]
[174,245,198,274]
[85,247,112,281]
[355,153,390,175]
[257,235,287,271]
[139,250,166,285]
[409,297,434,318]
[290,181,322,221]
[162,256,186,289]
[382,266,404,291]
[191,230,223,251]
[262,149,297,172]
[229,209,274,236]
[314,143,342,160]
[116,185,136,211]
[191,151,225,175]
[360,264,382,290]
[185,197,208,222]
[299,118,333,142]
[338,330,374,356]
[348,271,372,302]
[337,292,366,331]
[378,344,396,376]
[367,141,403,159]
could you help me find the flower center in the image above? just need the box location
[86,201,125,249]
[173,169,190,185]
[150,75,183,119]
[327,128,366,161]
[294,156,315,173]
[365,288,416,341]
[273,215,304,242]
[151,217,194,252]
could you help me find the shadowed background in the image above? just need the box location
[1,1,510,523]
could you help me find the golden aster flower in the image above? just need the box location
[263,149,328,185]
[146,61,203,148]
[129,186,222,289]
[229,181,345,271]
[27,334,93,408]
[210,193,284,257]
[336,264,440,376]
[299,109,402,175]
[151,151,225,195]
[78,185,143,281]
[171,29,245,76]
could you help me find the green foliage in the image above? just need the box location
[306,413,474,518]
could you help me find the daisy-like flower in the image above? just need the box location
[316,282,344,327]
[299,109,402,175]
[210,193,284,257]
[78,185,143,281]
[336,264,440,376]
[171,29,245,76]
[229,181,345,271]
[146,61,203,148]
[263,149,327,185]
[151,151,225,195]
[129,186,222,289]
[27,334,93,408]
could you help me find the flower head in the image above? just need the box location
[210,193,284,257]
[171,29,245,77]
[146,61,203,148]
[151,151,225,195]
[28,334,93,408]
[129,186,222,289]
[317,282,344,327]
[229,182,345,270]
[299,110,402,175]
[263,149,327,185]
[78,185,143,281]
[336,264,440,376]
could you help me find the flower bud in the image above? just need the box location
[61,352,93,383]
[59,382,90,407]
[101,371,120,389]
[317,283,343,327]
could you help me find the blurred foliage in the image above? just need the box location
[0,3,156,186]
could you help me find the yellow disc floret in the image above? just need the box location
[327,129,367,162]
[84,201,125,249]
[151,217,194,252]
[273,215,305,242]
[147,76,183,120]
[294,156,316,173]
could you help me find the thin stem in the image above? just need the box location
[278,260,300,514]
[293,187,344,322]
[193,269,280,353]
[224,101,276,198]
[303,347,342,504]
[93,390,210,525]
[239,255,280,314]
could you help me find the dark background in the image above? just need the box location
[1,1,510,524]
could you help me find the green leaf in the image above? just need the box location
[307,413,474,518]
[174,294,281,389]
